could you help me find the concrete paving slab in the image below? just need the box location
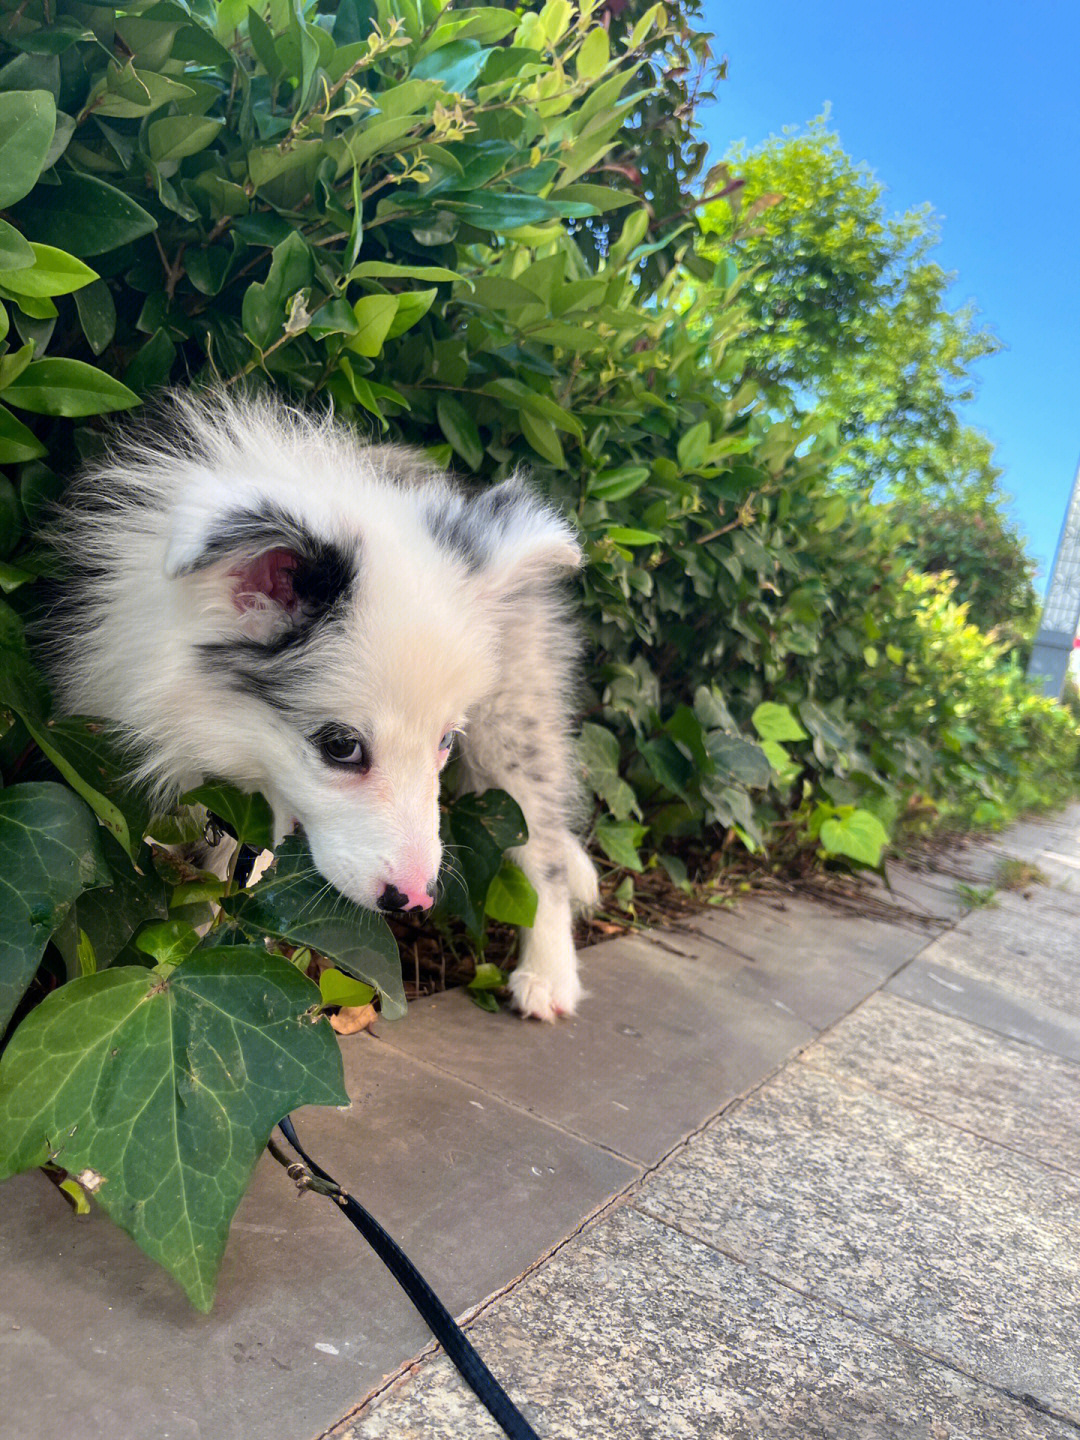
[801,991,1080,1174]
[337,1205,1077,1440]
[374,932,817,1165]
[1,1042,636,1440]
[886,956,1080,1065]
[634,1066,1080,1422]
[915,902,1080,1020]
[687,893,934,981]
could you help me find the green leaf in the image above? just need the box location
[0,782,111,1032]
[706,732,773,788]
[22,714,150,861]
[85,63,195,118]
[751,702,808,743]
[73,279,117,356]
[819,809,890,868]
[385,287,437,338]
[241,232,314,351]
[453,191,598,231]
[578,722,638,821]
[9,172,157,257]
[438,790,528,937]
[593,817,647,872]
[135,919,201,967]
[520,410,565,467]
[411,39,492,93]
[52,831,168,976]
[0,950,346,1309]
[319,968,375,1008]
[349,261,464,286]
[484,861,538,927]
[346,293,399,358]
[221,835,406,1019]
[181,784,274,851]
[587,465,650,501]
[0,597,50,717]
[0,221,35,271]
[436,393,483,470]
[467,961,506,992]
[0,403,46,462]
[2,360,138,417]
[606,527,660,547]
[0,244,96,299]
[677,420,710,471]
[576,26,610,81]
[0,91,56,209]
[147,115,224,163]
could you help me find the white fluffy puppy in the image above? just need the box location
[49,391,597,1021]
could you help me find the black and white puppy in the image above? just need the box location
[49,392,597,1020]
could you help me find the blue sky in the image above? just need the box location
[696,0,1080,588]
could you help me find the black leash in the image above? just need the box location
[271,1115,541,1440]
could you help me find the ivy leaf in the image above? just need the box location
[593,817,647,871]
[438,790,528,937]
[819,809,889,868]
[135,919,201,966]
[221,835,406,1019]
[0,782,111,1032]
[182,783,274,851]
[0,950,347,1310]
[52,831,168,975]
[484,860,538,927]
[23,715,150,861]
[706,732,773,788]
[578,722,638,821]
[751,702,809,743]
[318,968,375,1008]
[0,598,50,719]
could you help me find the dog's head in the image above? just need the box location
[161,428,579,915]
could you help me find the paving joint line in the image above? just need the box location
[794,1049,1080,1179]
[625,1204,1080,1435]
[319,862,991,1437]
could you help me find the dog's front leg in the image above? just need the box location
[459,716,597,1022]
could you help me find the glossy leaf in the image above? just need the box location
[0,950,346,1309]
[221,835,406,1019]
[0,783,111,1031]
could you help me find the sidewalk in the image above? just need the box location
[4,808,1080,1439]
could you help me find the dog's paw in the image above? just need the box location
[508,964,584,1023]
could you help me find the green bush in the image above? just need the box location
[0,0,1075,1310]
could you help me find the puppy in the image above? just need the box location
[48,391,598,1021]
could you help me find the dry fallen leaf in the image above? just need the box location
[329,1003,378,1036]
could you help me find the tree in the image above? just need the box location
[701,118,1037,637]
[701,119,1002,501]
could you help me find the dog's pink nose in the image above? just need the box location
[377,882,435,914]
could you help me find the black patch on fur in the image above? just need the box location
[425,478,530,571]
[195,513,356,705]
[177,502,355,606]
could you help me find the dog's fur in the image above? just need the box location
[47,392,597,1020]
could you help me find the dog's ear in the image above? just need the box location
[165,505,355,644]
[454,478,582,592]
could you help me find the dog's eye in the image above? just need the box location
[439,731,456,753]
[312,724,370,771]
